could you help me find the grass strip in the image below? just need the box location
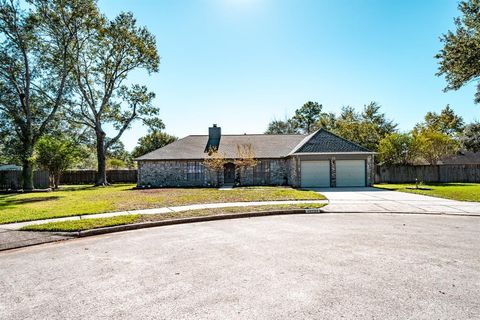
[374,183,480,202]
[21,203,326,232]
[1,184,325,224]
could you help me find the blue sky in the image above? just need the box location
[99,0,478,151]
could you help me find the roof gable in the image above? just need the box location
[293,129,372,153]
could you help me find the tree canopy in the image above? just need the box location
[35,135,82,188]
[414,105,465,135]
[0,0,97,189]
[265,118,299,134]
[414,130,460,165]
[265,119,300,134]
[378,133,419,165]
[326,103,397,152]
[131,131,177,159]
[461,121,480,152]
[265,101,397,152]
[69,11,161,185]
[292,101,322,134]
[436,0,480,103]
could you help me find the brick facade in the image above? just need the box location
[366,154,375,186]
[138,159,291,188]
[138,155,375,188]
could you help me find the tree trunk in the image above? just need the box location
[21,141,35,191]
[49,173,54,189]
[95,130,108,186]
[54,171,61,189]
[22,159,34,191]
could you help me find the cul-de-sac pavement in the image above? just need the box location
[2,1,480,319]
[1,189,479,319]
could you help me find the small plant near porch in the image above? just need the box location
[203,149,227,187]
[234,144,259,185]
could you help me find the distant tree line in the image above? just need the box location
[266,102,480,165]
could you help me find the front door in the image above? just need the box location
[224,163,235,184]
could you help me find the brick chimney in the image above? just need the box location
[209,124,221,141]
[205,124,221,152]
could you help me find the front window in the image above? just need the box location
[186,161,204,181]
[253,160,270,185]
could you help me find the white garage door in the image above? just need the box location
[336,160,366,187]
[301,161,330,188]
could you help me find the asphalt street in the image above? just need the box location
[1,213,479,319]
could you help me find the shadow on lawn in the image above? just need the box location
[0,196,61,210]
[420,182,475,187]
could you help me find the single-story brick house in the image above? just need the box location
[135,125,375,188]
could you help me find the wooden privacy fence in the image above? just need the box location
[60,170,138,184]
[0,170,49,191]
[375,164,480,184]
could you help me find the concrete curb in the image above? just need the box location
[51,208,480,239]
[52,208,326,238]
[323,210,480,217]
[2,209,478,252]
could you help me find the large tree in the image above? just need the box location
[414,130,459,165]
[378,133,419,165]
[131,131,177,159]
[292,101,322,133]
[70,12,162,185]
[414,105,465,136]
[332,104,397,151]
[436,0,480,103]
[361,102,397,137]
[317,112,338,131]
[0,0,96,189]
[461,121,480,152]
[265,118,299,134]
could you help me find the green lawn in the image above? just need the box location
[374,183,480,202]
[21,203,326,232]
[0,184,325,224]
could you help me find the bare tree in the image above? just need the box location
[234,144,258,184]
[203,150,226,187]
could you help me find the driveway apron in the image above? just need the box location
[314,187,480,215]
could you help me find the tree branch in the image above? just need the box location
[105,102,138,150]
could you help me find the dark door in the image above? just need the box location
[224,163,235,184]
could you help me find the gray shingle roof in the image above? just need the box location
[135,129,373,161]
[136,134,307,160]
[439,151,480,164]
[292,129,372,153]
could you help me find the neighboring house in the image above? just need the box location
[0,164,22,171]
[439,151,480,165]
[135,124,375,188]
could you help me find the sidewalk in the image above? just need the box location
[0,200,329,231]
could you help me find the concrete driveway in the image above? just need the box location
[1,213,479,319]
[315,187,480,215]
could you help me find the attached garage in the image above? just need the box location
[336,160,366,187]
[300,160,330,188]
